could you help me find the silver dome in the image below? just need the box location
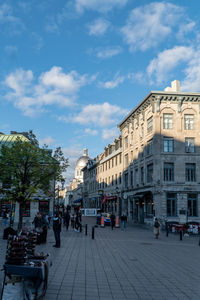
[75,155,90,168]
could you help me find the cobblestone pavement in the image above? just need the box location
[1,218,200,300]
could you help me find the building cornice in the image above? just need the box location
[118,91,200,129]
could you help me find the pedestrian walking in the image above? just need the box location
[65,211,70,230]
[3,211,9,227]
[71,213,75,229]
[53,212,62,248]
[110,213,115,230]
[153,217,160,239]
[74,212,81,232]
[121,214,127,231]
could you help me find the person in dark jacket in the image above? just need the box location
[110,213,115,230]
[53,212,62,248]
[65,211,70,230]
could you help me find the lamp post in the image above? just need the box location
[116,187,120,217]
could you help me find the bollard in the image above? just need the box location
[199,237,200,246]
[92,226,95,239]
[80,224,82,233]
[166,226,169,237]
[180,230,182,241]
[85,224,88,236]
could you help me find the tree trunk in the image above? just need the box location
[18,202,24,232]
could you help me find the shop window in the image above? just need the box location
[188,193,197,217]
[167,193,177,217]
[39,201,49,215]
[124,173,128,188]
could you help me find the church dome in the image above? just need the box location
[75,148,90,169]
[75,155,90,168]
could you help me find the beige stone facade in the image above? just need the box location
[81,81,200,225]
[118,81,200,224]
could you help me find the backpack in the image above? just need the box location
[154,221,159,228]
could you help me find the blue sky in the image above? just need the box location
[1,0,200,183]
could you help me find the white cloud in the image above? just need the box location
[181,49,200,92]
[72,102,128,127]
[96,46,122,59]
[177,21,195,39]
[88,18,110,36]
[102,127,120,140]
[75,0,128,13]
[39,136,56,146]
[0,4,25,34]
[121,2,184,52]
[147,46,194,84]
[99,73,125,89]
[85,128,98,136]
[3,66,94,116]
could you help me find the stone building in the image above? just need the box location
[82,136,123,215]
[118,80,200,224]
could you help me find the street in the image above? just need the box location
[1,218,200,300]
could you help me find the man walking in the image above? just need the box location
[110,213,115,230]
[53,212,62,248]
[121,214,127,231]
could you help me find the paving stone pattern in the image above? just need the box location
[0,218,200,300]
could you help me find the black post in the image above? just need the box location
[80,223,82,233]
[85,224,88,236]
[199,237,200,246]
[166,226,169,237]
[92,226,94,239]
[180,230,182,241]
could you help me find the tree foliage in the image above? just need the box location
[0,131,69,229]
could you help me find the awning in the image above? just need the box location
[73,198,83,204]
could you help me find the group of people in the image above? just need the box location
[31,210,161,249]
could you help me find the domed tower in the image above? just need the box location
[75,148,90,182]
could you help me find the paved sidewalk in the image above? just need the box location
[1,218,200,299]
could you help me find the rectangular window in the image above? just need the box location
[185,163,196,182]
[131,151,133,162]
[164,163,174,181]
[115,156,117,166]
[146,139,153,155]
[141,167,144,184]
[130,170,133,186]
[188,193,198,217]
[112,158,114,168]
[124,136,128,149]
[112,175,114,186]
[163,137,174,152]
[147,116,153,133]
[119,154,122,164]
[108,160,110,169]
[124,173,128,188]
[147,163,153,183]
[184,115,194,130]
[163,113,173,129]
[134,168,138,185]
[125,154,129,167]
[167,193,177,217]
[119,172,122,184]
[185,138,195,153]
[115,174,117,185]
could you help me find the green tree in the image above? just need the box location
[0,131,68,230]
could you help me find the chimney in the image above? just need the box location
[164,80,180,92]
